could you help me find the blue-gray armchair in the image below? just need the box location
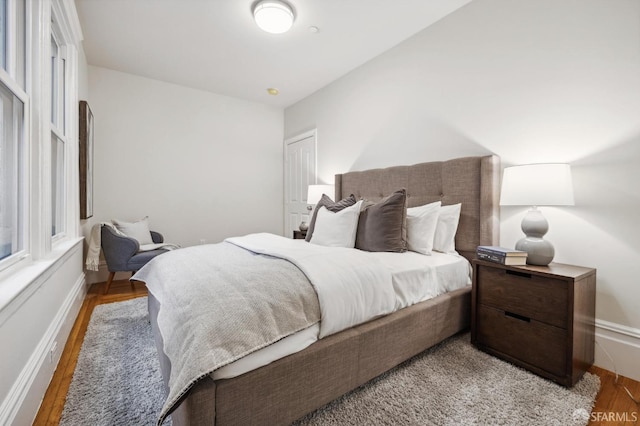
[101,225,168,294]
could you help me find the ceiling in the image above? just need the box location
[75,0,471,108]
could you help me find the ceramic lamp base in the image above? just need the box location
[517,207,555,266]
[516,237,554,266]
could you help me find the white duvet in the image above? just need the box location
[226,233,396,338]
[215,233,471,380]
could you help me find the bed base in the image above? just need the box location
[149,154,500,425]
[149,285,471,425]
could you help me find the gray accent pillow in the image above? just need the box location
[305,194,357,242]
[355,189,408,252]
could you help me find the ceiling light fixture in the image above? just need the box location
[253,0,295,34]
[267,88,279,95]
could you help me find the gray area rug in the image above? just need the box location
[295,336,600,426]
[62,297,600,425]
[60,297,167,425]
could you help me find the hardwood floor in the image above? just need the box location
[34,279,640,425]
[34,279,149,426]
[590,366,640,425]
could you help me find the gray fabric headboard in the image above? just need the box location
[334,155,500,261]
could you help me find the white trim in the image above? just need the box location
[0,269,86,425]
[0,238,82,326]
[594,319,640,382]
[284,128,318,147]
[28,0,49,260]
[0,67,28,102]
[5,0,19,80]
[51,0,83,44]
[61,44,80,239]
[51,0,81,243]
[597,319,640,340]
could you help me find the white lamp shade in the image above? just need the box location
[500,163,574,206]
[307,184,334,205]
[253,0,294,34]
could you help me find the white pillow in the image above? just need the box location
[433,203,462,254]
[310,200,363,248]
[406,201,441,255]
[112,216,153,245]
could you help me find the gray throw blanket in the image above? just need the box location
[133,242,321,425]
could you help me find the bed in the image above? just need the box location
[143,154,500,425]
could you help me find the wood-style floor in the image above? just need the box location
[34,279,149,425]
[34,280,640,425]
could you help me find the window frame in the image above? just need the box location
[0,0,29,273]
[49,19,67,241]
[0,0,81,277]
[47,0,80,249]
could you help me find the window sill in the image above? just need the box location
[0,237,84,323]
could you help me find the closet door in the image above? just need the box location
[284,130,316,238]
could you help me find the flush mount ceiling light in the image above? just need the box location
[253,0,294,34]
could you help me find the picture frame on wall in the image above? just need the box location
[79,100,94,219]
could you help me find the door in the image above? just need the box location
[284,130,316,238]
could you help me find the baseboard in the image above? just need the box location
[594,319,640,382]
[0,272,86,425]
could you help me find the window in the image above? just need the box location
[51,134,64,236]
[0,0,80,274]
[0,84,24,261]
[0,0,26,267]
[1,0,25,86]
[0,0,6,70]
[50,23,66,238]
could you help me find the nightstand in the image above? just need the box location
[471,259,596,387]
[293,230,307,240]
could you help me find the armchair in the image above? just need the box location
[101,225,169,294]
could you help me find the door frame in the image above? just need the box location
[283,129,317,236]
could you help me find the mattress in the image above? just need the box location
[213,251,470,379]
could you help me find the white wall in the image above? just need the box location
[285,0,640,378]
[77,43,89,104]
[84,66,284,283]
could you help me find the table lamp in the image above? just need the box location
[299,184,334,231]
[500,163,574,265]
[307,185,334,210]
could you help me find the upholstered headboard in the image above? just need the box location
[334,155,500,261]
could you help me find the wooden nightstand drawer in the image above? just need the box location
[471,260,596,387]
[477,266,568,329]
[476,305,567,378]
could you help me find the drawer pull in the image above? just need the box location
[505,311,531,323]
[506,269,532,279]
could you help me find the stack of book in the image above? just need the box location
[476,246,527,265]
